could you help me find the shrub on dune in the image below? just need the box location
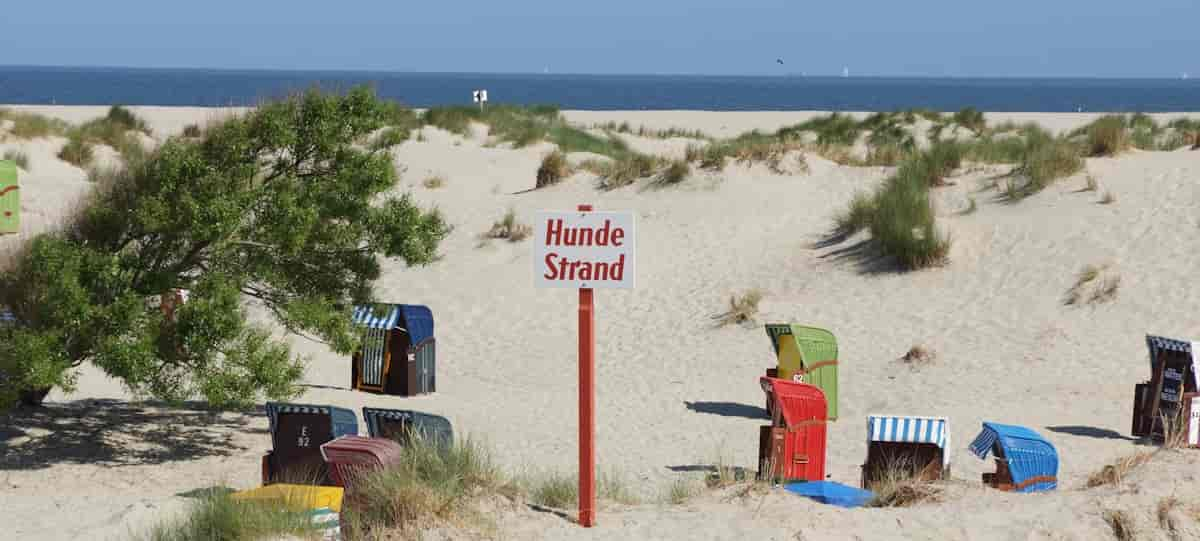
[536,151,570,188]
[57,136,94,167]
[654,158,690,186]
[1084,115,1130,156]
[2,149,30,171]
[953,107,986,134]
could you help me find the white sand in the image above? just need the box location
[2,107,1200,540]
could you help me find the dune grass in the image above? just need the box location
[536,150,570,188]
[57,136,95,168]
[711,289,764,327]
[138,489,324,541]
[181,123,203,138]
[593,153,661,190]
[953,107,986,134]
[901,344,936,365]
[341,434,512,538]
[693,131,807,173]
[484,208,532,242]
[422,174,447,189]
[0,108,72,140]
[595,121,711,140]
[779,112,862,146]
[653,158,691,186]
[868,159,952,269]
[1103,509,1138,541]
[369,127,409,150]
[1087,452,1155,488]
[1002,134,1083,200]
[834,192,878,234]
[2,149,30,171]
[830,147,952,269]
[1064,264,1120,306]
[1083,115,1131,156]
[421,104,635,162]
[865,456,943,508]
[662,479,699,505]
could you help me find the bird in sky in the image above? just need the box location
[777,58,784,65]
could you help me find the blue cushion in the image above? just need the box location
[784,481,875,508]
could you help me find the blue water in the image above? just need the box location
[2,66,1199,112]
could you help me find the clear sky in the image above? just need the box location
[2,1,1197,78]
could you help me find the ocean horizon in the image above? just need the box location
[2,65,1199,112]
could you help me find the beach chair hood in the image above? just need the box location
[969,422,1058,492]
[867,414,951,468]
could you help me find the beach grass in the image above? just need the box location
[653,158,691,186]
[3,149,30,171]
[57,136,95,168]
[778,112,861,146]
[711,289,764,327]
[1087,452,1154,488]
[422,174,447,189]
[869,158,952,269]
[536,150,570,188]
[0,108,72,140]
[1004,135,1083,200]
[865,456,943,508]
[1103,509,1137,541]
[137,490,323,541]
[369,127,409,150]
[1084,115,1131,156]
[484,208,532,242]
[181,123,203,138]
[340,434,511,538]
[594,153,661,189]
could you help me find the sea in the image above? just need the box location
[2,66,1199,112]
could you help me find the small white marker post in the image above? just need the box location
[472,89,488,112]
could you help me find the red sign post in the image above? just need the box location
[578,206,596,527]
[533,204,635,527]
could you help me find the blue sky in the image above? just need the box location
[2,1,1197,77]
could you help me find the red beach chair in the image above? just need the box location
[319,436,405,493]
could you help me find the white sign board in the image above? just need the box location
[533,210,635,289]
[472,89,488,103]
[1190,401,1200,447]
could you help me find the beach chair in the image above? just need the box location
[758,377,828,483]
[362,407,454,450]
[969,422,1058,493]
[320,436,405,492]
[263,402,359,486]
[764,324,839,420]
[861,414,951,489]
[350,304,437,396]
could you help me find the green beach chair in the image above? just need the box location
[765,324,839,420]
[0,160,18,234]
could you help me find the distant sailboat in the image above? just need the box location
[544,66,550,74]
[842,66,849,78]
[1183,72,1190,80]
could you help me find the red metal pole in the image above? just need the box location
[577,203,596,527]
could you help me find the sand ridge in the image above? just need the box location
[1,107,1199,540]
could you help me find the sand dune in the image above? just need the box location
[2,107,1199,540]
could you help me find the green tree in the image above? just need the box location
[0,87,448,409]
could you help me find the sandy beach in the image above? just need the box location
[3,105,1200,541]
